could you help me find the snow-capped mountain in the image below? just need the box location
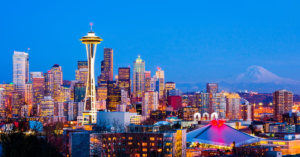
[176,66,300,93]
[232,66,299,84]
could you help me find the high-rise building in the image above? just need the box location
[133,56,145,98]
[51,64,63,102]
[99,48,113,82]
[11,91,22,116]
[142,91,158,118]
[30,72,43,82]
[165,82,175,99]
[96,87,107,101]
[206,83,218,93]
[150,76,157,91]
[80,29,103,124]
[75,68,88,86]
[156,68,164,99]
[13,51,29,96]
[31,72,44,116]
[40,96,54,116]
[118,67,130,97]
[178,107,199,121]
[168,96,182,110]
[51,64,63,85]
[25,83,32,116]
[145,78,151,92]
[74,83,86,103]
[69,80,79,101]
[169,89,182,96]
[63,80,71,86]
[76,61,88,85]
[241,98,252,121]
[97,61,105,85]
[209,92,226,119]
[226,93,241,120]
[145,71,151,78]
[77,61,88,69]
[106,81,121,112]
[0,88,5,118]
[121,90,128,106]
[194,92,209,114]
[61,86,71,102]
[273,89,293,122]
[44,71,54,97]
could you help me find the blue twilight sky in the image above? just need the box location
[1,0,300,84]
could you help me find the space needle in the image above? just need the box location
[79,23,103,124]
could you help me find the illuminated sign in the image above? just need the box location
[211,119,225,127]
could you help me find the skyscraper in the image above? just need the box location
[164,82,175,99]
[226,93,241,120]
[51,64,63,85]
[13,51,29,96]
[156,68,164,99]
[145,71,151,78]
[12,91,22,116]
[44,71,54,97]
[206,83,218,93]
[145,77,151,91]
[150,76,157,91]
[118,67,130,97]
[99,48,113,82]
[194,92,209,114]
[142,91,158,118]
[96,87,107,101]
[0,88,5,118]
[74,83,86,103]
[77,61,88,69]
[209,92,226,119]
[106,81,121,112]
[25,83,32,116]
[133,56,145,98]
[273,89,293,122]
[80,28,103,124]
[31,72,44,116]
[75,68,88,86]
[40,96,54,116]
[51,64,63,102]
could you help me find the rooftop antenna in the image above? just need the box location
[90,22,93,31]
[27,48,30,54]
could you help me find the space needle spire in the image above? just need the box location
[79,23,103,124]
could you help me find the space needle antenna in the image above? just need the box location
[90,22,93,31]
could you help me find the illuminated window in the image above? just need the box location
[151,143,155,146]
[165,143,172,146]
[143,148,147,152]
[108,138,111,141]
[128,137,133,140]
[158,149,162,152]
[142,143,147,146]
[142,154,147,157]
[128,142,132,145]
[150,137,155,141]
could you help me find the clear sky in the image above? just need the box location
[1,0,300,83]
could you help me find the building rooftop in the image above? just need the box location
[187,120,260,146]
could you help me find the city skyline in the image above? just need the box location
[1,1,300,85]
